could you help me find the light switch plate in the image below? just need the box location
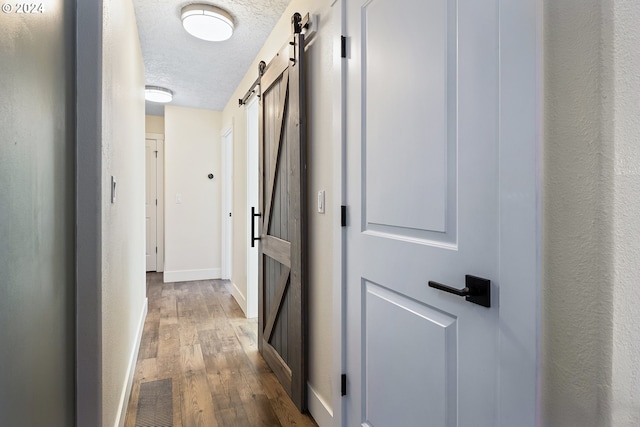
[317,190,325,214]
[111,176,116,204]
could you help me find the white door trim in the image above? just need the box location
[221,126,233,281]
[331,0,346,425]
[146,133,165,272]
[156,137,165,272]
[495,1,542,424]
[245,95,259,319]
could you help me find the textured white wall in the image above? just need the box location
[303,2,337,418]
[0,2,75,425]
[610,1,640,425]
[164,106,222,280]
[221,0,337,420]
[543,1,613,425]
[544,0,640,425]
[101,0,147,425]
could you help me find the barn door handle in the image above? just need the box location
[251,206,262,248]
[428,275,491,308]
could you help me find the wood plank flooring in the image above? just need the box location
[124,273,318,427]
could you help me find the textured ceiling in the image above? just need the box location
[133,0,291,115]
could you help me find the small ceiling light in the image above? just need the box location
[145,86,173,103]
[181,4,235,42]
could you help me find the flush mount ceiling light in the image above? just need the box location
[145,86,173,103]
[181,4,235,42]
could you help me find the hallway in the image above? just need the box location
[124,273,317,427]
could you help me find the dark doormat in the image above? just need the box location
[135,378,173,427]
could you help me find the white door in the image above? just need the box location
[246,95,260,318]
[222,129,233,280]
[344,0,539,426]
[145,138,157,271]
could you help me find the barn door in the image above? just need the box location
[257,13,308,411]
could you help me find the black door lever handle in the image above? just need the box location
[428,275,491,308]
[428,282,472,296]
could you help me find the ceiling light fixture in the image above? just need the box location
[145,86,173,103]
[181,4,235,42]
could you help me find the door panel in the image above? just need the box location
[258,15,308,412]
[362,0,458,247]
[145,138,157,271]
[363,0,456,235]
[364,281,457,427]
[346,0,499,425]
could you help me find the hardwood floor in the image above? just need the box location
[124,273,318,427]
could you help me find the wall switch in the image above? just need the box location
[176,193,182,204]
[317,190,325,214]
[111,176,116,204]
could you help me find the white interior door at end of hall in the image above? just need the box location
[346,0,506,426]
[145,138,157,272]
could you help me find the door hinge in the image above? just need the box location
[155,199,157,206]
[341,205,347,227]
[341,374,347,396]
[154,150,158,158]
[340,36,347,58]
[155,246,158,254]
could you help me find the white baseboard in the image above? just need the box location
[115,297,148,427]
[163,268,221,283]
[230,281,247,316]
[308,383,333,427]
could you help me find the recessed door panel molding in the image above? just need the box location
[362,0,458,246]
[363,280,457,427]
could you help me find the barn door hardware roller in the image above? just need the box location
[428,275,491,308]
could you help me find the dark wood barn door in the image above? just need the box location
[257,14,308,412]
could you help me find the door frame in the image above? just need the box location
[146,133,165,272]
[245,95,260,319]
[337,0,542,425]
[221,126,233,281]
[494,1,542,423]
[331,0,346,425]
